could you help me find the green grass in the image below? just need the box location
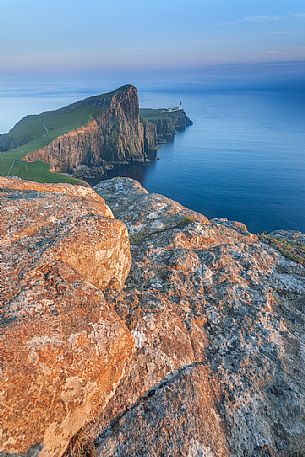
[7,106,101,143]
[0,95,108,184]
[140,108,178,121]
[260,233,305,267]
[0,129,87,184]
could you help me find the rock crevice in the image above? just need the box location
[0,177,134,457]
[1,176,305,457]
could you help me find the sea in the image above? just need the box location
[1,86,305,233]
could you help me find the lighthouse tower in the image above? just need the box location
[179,101,183,110]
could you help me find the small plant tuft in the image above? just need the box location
[259,233,305,267]
[64,430,97,457]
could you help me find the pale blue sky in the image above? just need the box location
[1,0,305,88]
[2,0,305,70]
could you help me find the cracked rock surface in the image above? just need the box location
[92,177,305,457]
[0,177,133,457]
[1,176,305,457]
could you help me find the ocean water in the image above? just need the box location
[102,89,305,233]
[1,87,305,233]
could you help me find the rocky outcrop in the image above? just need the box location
[0,177,134,456]
[1,87,193,182]
[25,85,158,173]
[140,109,193,142]
[90,178,305,457]
[2,176,305,457]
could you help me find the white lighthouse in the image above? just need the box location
[164,102,183,112]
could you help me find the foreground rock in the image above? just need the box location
[1,176,305,456]
[91,178,305,457]
[0,177,134,456]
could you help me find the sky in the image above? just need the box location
[1,0,305,89]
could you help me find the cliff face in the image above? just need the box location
[154,110,193,141]
[25,85,158,173]
[141,120,158,155]
[140,108,193,142]
[2,176,305,457]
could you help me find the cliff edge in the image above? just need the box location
[1,177,305,456]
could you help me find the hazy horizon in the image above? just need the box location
[1,57,305,133]
[2,0,305,132]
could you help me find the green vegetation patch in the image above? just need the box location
[140,108,180,121]
[260,233,305,267]
[0,99,105,184]
[0,139,84,185]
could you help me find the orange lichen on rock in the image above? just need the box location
[0,177,134,456]
[91,177,305,457]
[2,176,305,457]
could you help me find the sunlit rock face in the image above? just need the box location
[92,177,305,457]
[1,176,305,457]
[0,177,134,457]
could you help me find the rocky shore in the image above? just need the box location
[1,176,305,456]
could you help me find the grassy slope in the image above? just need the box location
[0,89,119,184]
[140,108,177,121]
[0,107,103,184]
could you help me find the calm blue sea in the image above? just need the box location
[1,87,305,233]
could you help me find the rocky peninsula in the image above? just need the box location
[0,85,192,183]
[1,176,305,456]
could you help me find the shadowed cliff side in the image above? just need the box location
[140,108,193,143]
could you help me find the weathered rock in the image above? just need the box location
[90,177,305,457]
[2,176,305,457]
[0,177,134,456]
[96,365,229,457]
[260,230,305,267]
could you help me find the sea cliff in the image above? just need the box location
[24,85,157,174]
[140,107,193,142]
[0,85,192,182]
